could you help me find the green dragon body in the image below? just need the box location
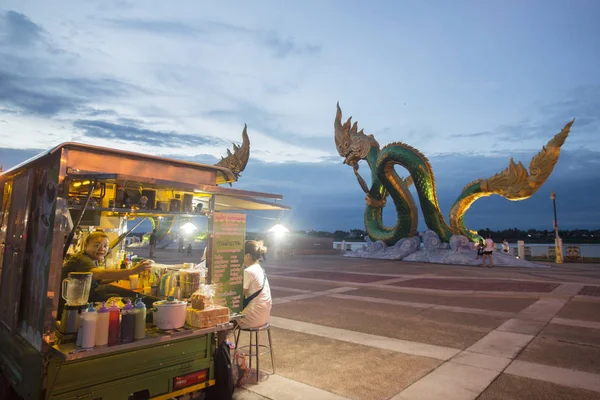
[335,104,573,245]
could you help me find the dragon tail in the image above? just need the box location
[449,119,574,240]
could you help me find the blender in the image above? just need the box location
[58,272,93,334]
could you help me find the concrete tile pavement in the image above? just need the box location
[240,374,350,400]
[506,361,600,393]
[229,255,600,399]
[555,298,600,322]
[478,374,600,400]
[346,287,538,312]
[466,330,534,359]
[515,323,600,374]
[391,362,500,400]
[235,326,441,400]
[496,318,548,335]
[269,316,460,360]
[327,293,515,318]
[233,387,272,399]
[388,289,574,400]
[450,351,512,372]
[145,251,600,398]
[551,317,600,330]
[271,295,499,349]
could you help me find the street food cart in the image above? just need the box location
[0,142,288,399]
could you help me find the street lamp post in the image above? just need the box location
[550,190,563,264]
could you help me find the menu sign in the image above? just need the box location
[211,212,245,313]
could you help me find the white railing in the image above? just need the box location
[333,241,600,258]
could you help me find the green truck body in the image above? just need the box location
[0,142,286,399]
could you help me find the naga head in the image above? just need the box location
[216,124,250,181]
[334,103,378,166]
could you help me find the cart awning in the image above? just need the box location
[211,194,290,211]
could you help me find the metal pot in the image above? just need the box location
[152,297,187,330]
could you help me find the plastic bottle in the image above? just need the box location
[134,298,147,341]
[81,303,97,349]
[149,272,158,297]
[108,301,121,346]
[120,300,135,343]
[76,306,88,347]
[120,254,128,270]
[95,302,110,346]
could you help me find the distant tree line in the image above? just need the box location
[475,228,599,243]
[281,228,600,244]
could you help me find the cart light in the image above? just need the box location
[173,369,208,390]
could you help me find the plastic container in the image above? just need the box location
[108,301,121,346]
[76,306,88,347]
[81,303,97,349]
[95,302,110,346]
[180,270,202,298]
[134,298,147,341]
[120,300,135,343]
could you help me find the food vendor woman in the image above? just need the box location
[61,231,152,303]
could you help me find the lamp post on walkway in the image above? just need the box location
[550,190,563,264]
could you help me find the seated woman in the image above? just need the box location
[62,230,152,304]
[239,240,272,329]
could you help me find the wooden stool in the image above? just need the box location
[234,323,275,382]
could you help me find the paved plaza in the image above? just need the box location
[149,248,600,399]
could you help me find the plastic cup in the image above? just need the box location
[129,274,139,289]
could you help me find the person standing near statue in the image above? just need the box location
[476,239,484,260]
[149,229,157,258]
[178,235,184,253]
[502,239,510,254]
[482,234,495,268]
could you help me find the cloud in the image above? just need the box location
[0,147,44,171]
[201,100,333,153]
[0,10,70,58]
[263,31,321,58]
[73,119,228,148]
[448,85,599,149]
[0,70,139,116]
[0,70,78,115]
[102,18,202,35]
[0,10,44,46]
[102,16,320,59]
[0,11,142,117]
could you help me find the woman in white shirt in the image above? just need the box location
[239,240,272,329]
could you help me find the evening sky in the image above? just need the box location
[0,1,599,232]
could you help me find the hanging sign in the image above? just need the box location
[211,212,245,313]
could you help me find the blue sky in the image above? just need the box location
[1,1,599,232]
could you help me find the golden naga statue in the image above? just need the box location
[216,124,250,181]
[334,102,574,243]
[151,124,251,236]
